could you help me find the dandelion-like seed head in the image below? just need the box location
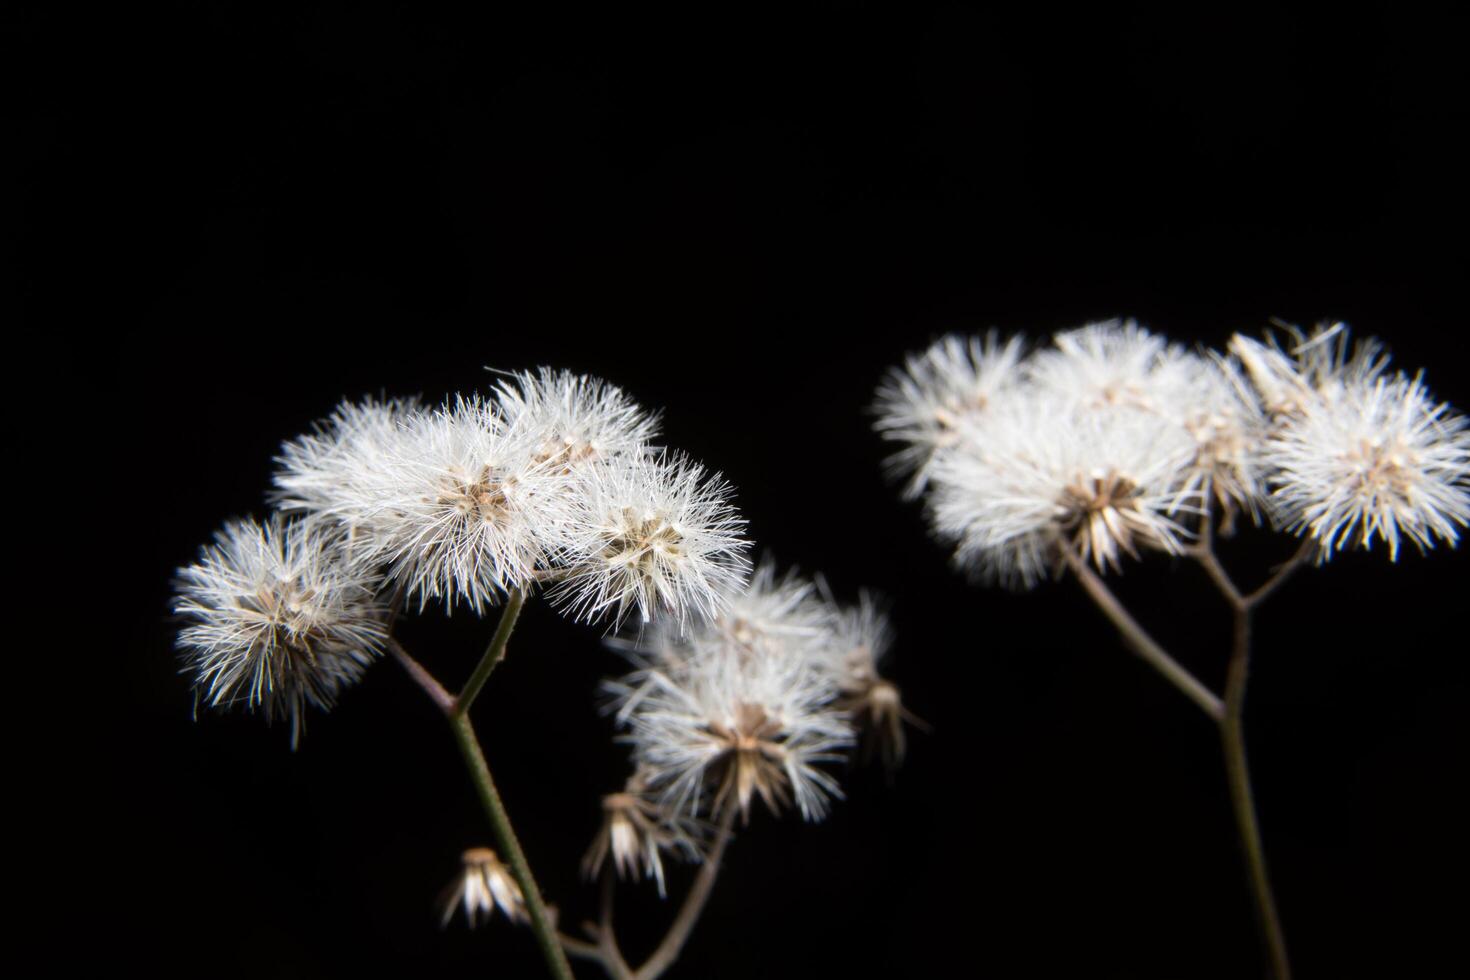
[581,771,705,898]
[173,516,386,747]
[814,591,913,769]
[624,642,853,823]
[441,847,525,928]
[272,395,422,559]
[873,332,1026,498]
[554,453,751,629]
[1263,371,1470,560]
[1028,319,1195,414]
[708,557,830,660]
[378,396,567,613]
[928,397,1199,583]
[494,367,660,470]
[1176,355,1268,530]
[1229,321,1391,418]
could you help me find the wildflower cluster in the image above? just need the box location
[176,369,749,743]
[173,366,912,970]
[583,560,913,891]
[876,319,1470,585]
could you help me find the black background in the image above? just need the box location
[27,5,1468,978]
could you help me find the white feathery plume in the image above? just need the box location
[492,367,660,469]
[373,396,569,613]
[811,589,915,768]
[873,332,1026,498]
[1228,321,1391,417]
[1027,319,1197,414]
[1176,353,1269,527]
[552,452,751,629]
[1027,320,1267,524]
[927,392,1201,584]
[810,588,893,696]
[624,639,854,822]
[173,515,387,747]
[706,557,831,660]
[1263,367,1470,560]
[600,558,824,726]
[272,395,422,560]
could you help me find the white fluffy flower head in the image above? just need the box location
[928,394,1200,584]
[706,557,831,660]
[272,395,423,556]
[173,516,387,747]
[553,452,751,628]
[493,367,660,469]
[625,643,854,822]
[1264,369,1470,559]
[375,396,570,613]
[874,332,1026,498]
[1027,319,1196,414]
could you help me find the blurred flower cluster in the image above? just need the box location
[875,320,1470,584]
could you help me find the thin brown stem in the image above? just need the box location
[634,806,739,980]
[385,637,454,712]
[1191,523,1245,610]
[1221,607,1292,979]
[1242,538,1315,609]
[1059,541,1225,720]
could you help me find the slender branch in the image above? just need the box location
[1191,515,1245,610]
[1242,538,1315,609]
[595,867,635,980]
[388,624,574,980]
[635,806,739,980]
[1059,542,1225,720]
[450,712,577,980]
[385,637,454,713]
[455,587,526,717]
[558,931,606,962]
[1220,607,1292,979]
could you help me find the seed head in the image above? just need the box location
[173,516,387,747]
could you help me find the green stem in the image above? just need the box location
[455,587,526,717]
[450,713,576,980]
[1222,606,1292,980]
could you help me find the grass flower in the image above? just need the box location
[173,515,387,747]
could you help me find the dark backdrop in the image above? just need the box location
[30,5,1467,978]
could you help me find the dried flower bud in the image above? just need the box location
[441,848,525,928]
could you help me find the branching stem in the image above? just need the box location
[1059,540,1225,720]
[387,601,575,980]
